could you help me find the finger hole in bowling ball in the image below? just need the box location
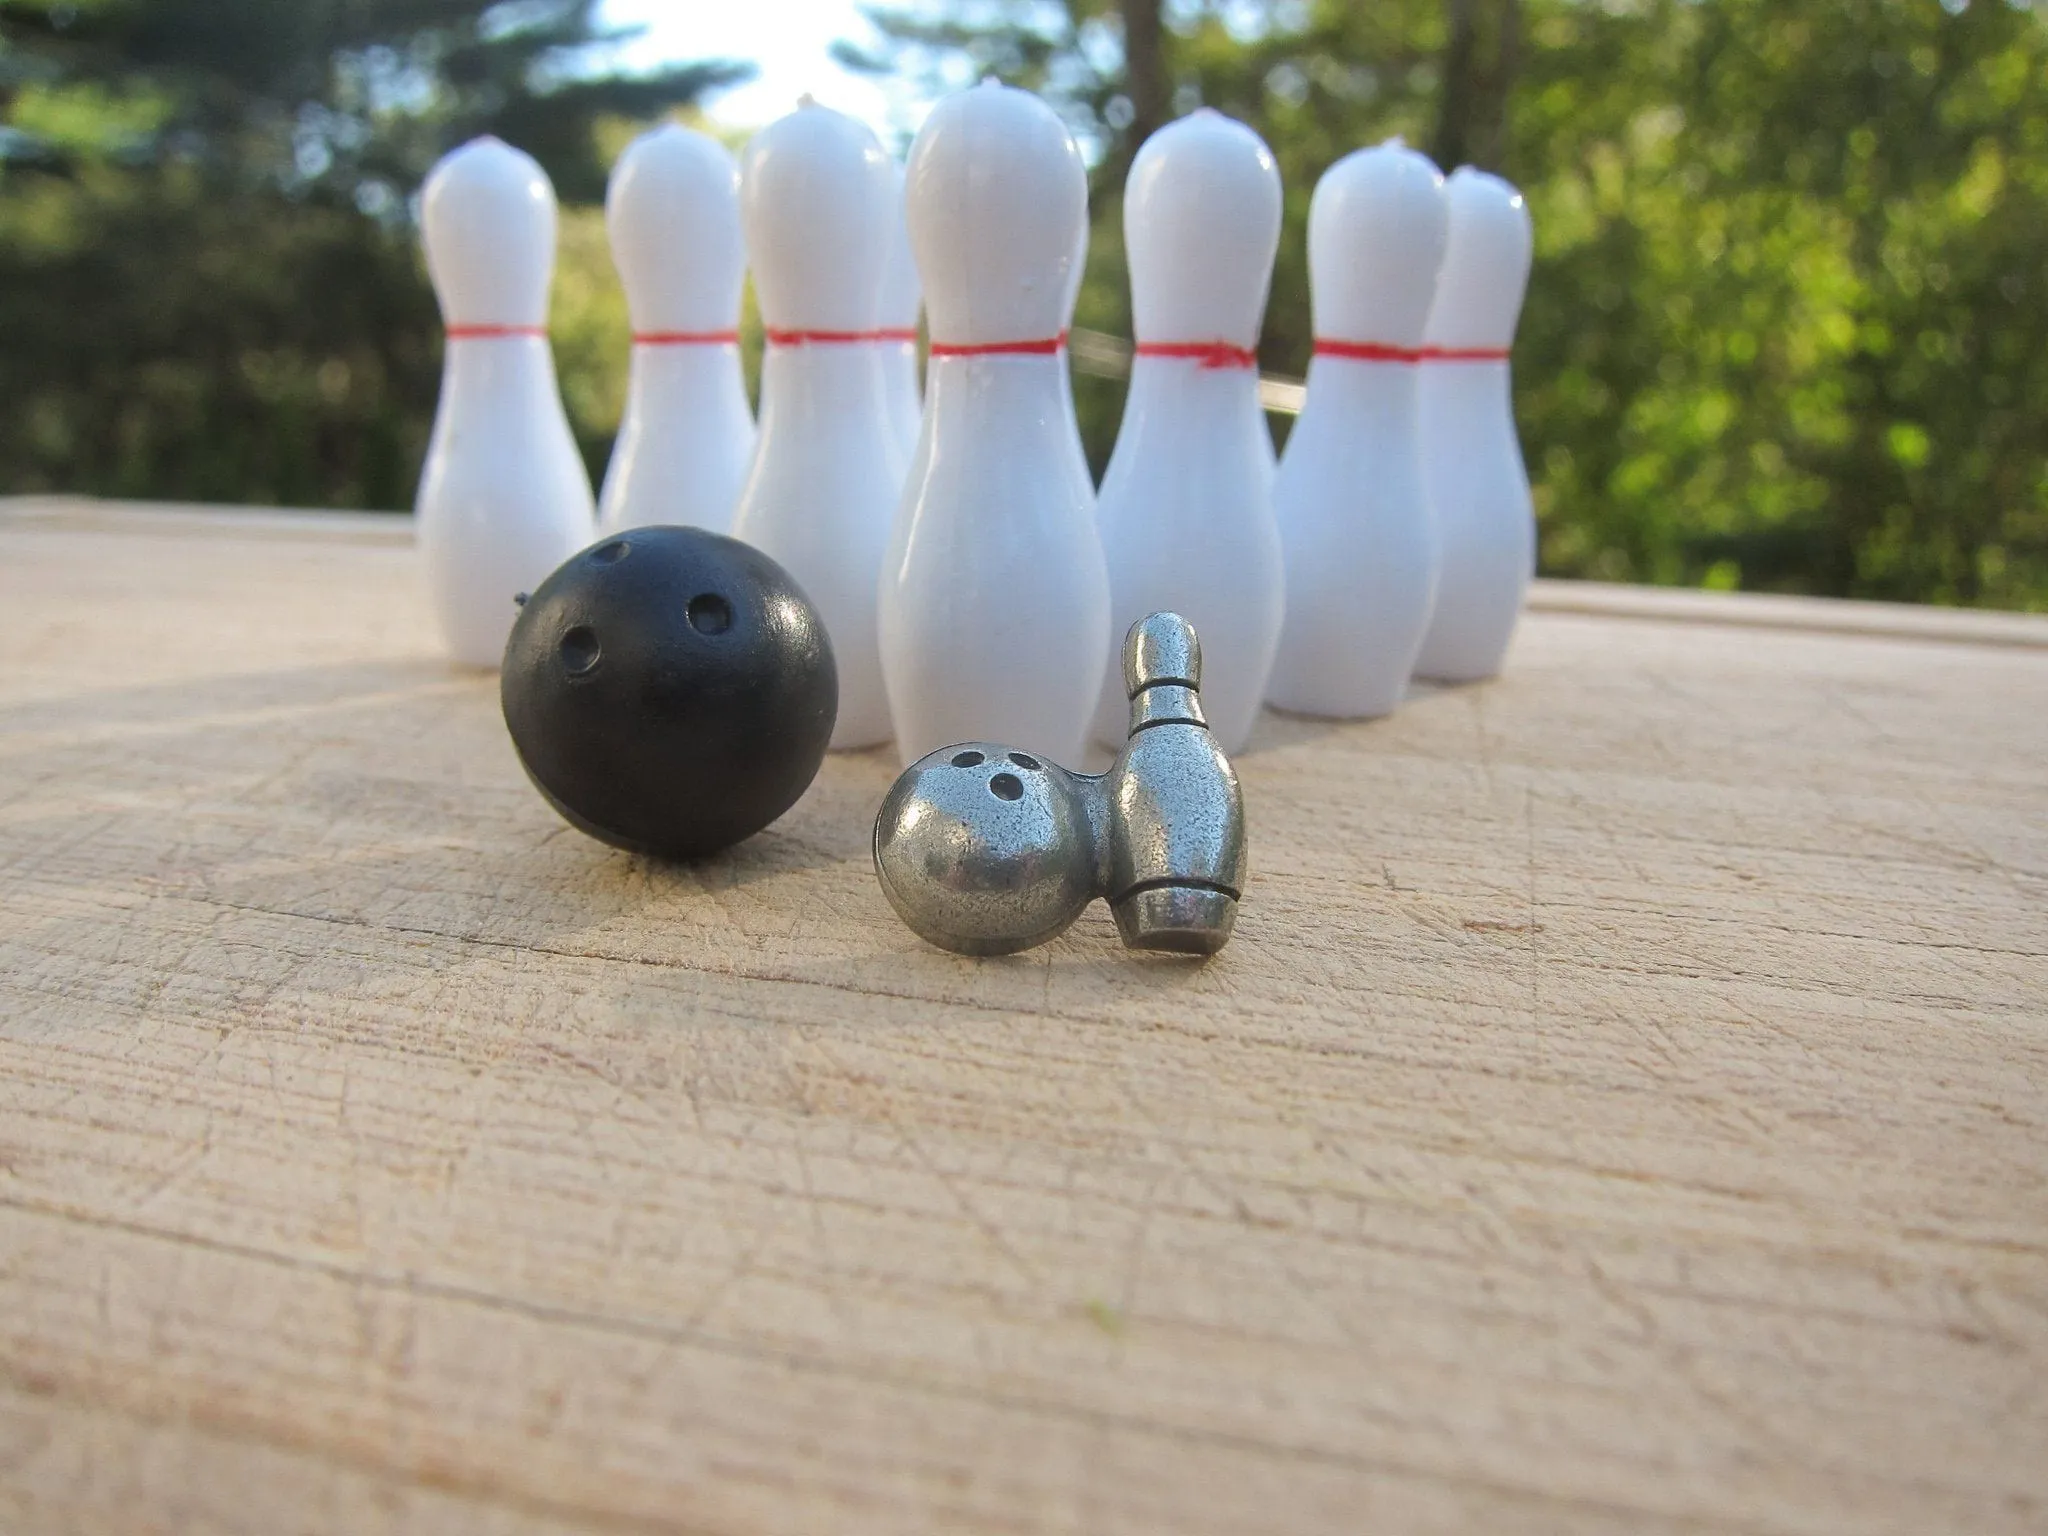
[559,625,600,675]
[687,593,733,635]
[989,772,1024,801]
[1007,753,1040,770]
[951,750,985,767]
[589,539,630,565]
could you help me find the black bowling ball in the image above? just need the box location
[501,526,837,858]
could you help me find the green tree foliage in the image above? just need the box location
[0,0,744,507]
[1512,0,2048,604]
[3,1,2043,608]
[856,0,2048,607]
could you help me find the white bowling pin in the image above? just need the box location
[731,100,904,751]
[879,80,1110,767]
[415,136,594,668]
[598,123,755,536]
[1265,140,1448,718]
[878,159,923,467]
[1415,168,1535,682]
[896,164,1091,557]
[1090,108,1285,755]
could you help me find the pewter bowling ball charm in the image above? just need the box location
[501,526,836,859]
[872,744,1100,955]
[873,613,1247,958]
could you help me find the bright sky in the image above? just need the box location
[601,0,940,146]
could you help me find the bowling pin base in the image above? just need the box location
[828,730,894,753]
[826,683,895,752]
[1413,611,1520,686]
[1111,885,1239,955]
[1263,687,1405,722]
[1413,662,1506,686]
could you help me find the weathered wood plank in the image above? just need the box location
[1,499,2044,1534]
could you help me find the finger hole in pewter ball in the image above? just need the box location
[872,745,1097,955]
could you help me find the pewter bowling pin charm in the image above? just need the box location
[873,612,1247,957]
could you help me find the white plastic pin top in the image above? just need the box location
[1090,109,1285,754]
[597,123,754,537]
[1265,138,1448,718]
[892,109,1093,511]
[415,136,594,667]
[879,79,1109,767]
[1415,167,1535,682]
[878,158,924,466]
[730,98,904,750]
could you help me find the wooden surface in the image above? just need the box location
[2,497,2045,1535]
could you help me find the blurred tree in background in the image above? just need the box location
[850,0,2048,607]
[2,0,2045,608]
[0,0,742,507]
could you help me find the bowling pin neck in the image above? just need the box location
[925,331,1069,360]
[1422,353,1512,376]
[761,336,890,379]
[766,326,917,346]
[1131,340,1257,368]
[631,328,739,346]
[435,332,567,395]
[1096,352,1273,522]
[1313,338,1426,362]
[923,348,1068,403]
[1123,349,1264,405]
[444,324,549,343]
[625,337,747,396]
[1315,339,1509,362]
[1103,352,1269,478]
[1299,350,1424,421]
[918,350,1082,483]
[1122,611,1207,731]
[1418,355,1513,412]
[1129,681,1205,732]
[756,341,890,429]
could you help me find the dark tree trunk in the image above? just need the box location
[1120,0,1168,156]
[1432,0,1481,171]
[1434,0,1522,172]
[1473,0,1522,170]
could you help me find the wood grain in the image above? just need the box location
[1,497,2044,1535]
